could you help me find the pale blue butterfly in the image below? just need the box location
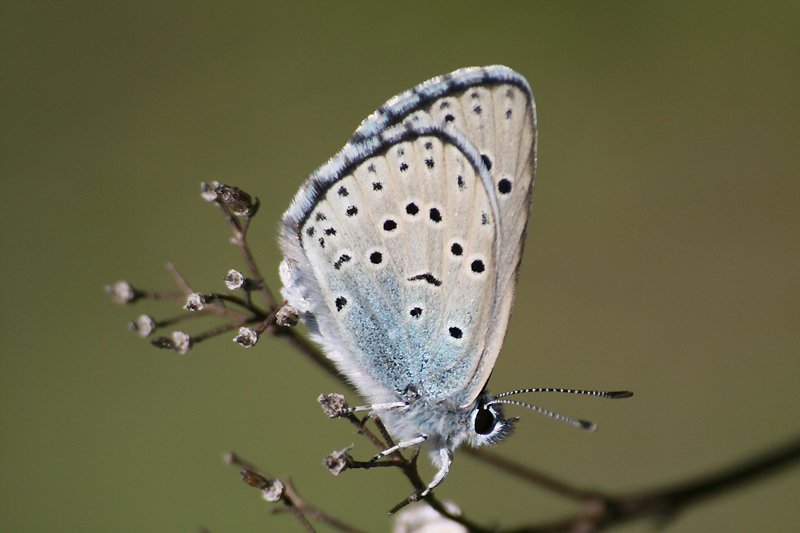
[279,65,630,495]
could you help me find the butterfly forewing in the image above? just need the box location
[431,82,536,404]
[386,79,536,405]
[294,126,498,402]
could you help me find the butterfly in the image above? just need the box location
[278,65,629,495]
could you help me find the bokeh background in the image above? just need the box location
[2,2,798,532]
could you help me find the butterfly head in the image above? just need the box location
[464,391,517,448]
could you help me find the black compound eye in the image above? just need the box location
[474,407,497,435]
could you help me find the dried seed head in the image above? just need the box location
[276,304,299,327]
[224,269,245,290]
[200,181,220,201]
[171,331,191,354]
[129,315,156,337]
[234,327,258,348]
[105,281,136,304]
[262,479,284,502]
[184,293,205,311]
[322,446,353,476]
[318,393,347,418]
[217,185,254,216]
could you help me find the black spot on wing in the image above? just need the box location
[408,273,442,287]
[334,254,351,270]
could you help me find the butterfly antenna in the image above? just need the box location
[486,399,597,431]
[492,388,633,400]
[485,388,632,431]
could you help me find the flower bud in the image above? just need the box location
[171,331,191,354]
[129,315,156,337]
[184,293,205,311]
[224,269,245,290]
[276,304,299,327]
[233,327,258,347]
[200,181,220,201]
[322,446,353,476]
[105,281,136,304]
[318,393,347,418]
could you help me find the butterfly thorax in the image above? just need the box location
[373,385,515,463]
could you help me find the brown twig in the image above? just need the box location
[463,447,598,502]
[212,195,278,310]
[226,452,366,533]
[497,434,800,533]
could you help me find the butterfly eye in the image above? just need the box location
[474,406,497,435]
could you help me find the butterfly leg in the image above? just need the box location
[337,401,408,416]
[421,447,452,496]
[370,434,427,462]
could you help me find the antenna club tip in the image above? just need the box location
[580,421,598,431]
[608,391,633,399]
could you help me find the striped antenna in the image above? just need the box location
[485,388,633,431]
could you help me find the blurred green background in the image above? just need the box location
[2,2,798,532]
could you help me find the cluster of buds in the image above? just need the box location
[106,183,300,355]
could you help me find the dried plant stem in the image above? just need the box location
[463,447,598,502]
[226,452,367,533]
[213,198,278,310]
